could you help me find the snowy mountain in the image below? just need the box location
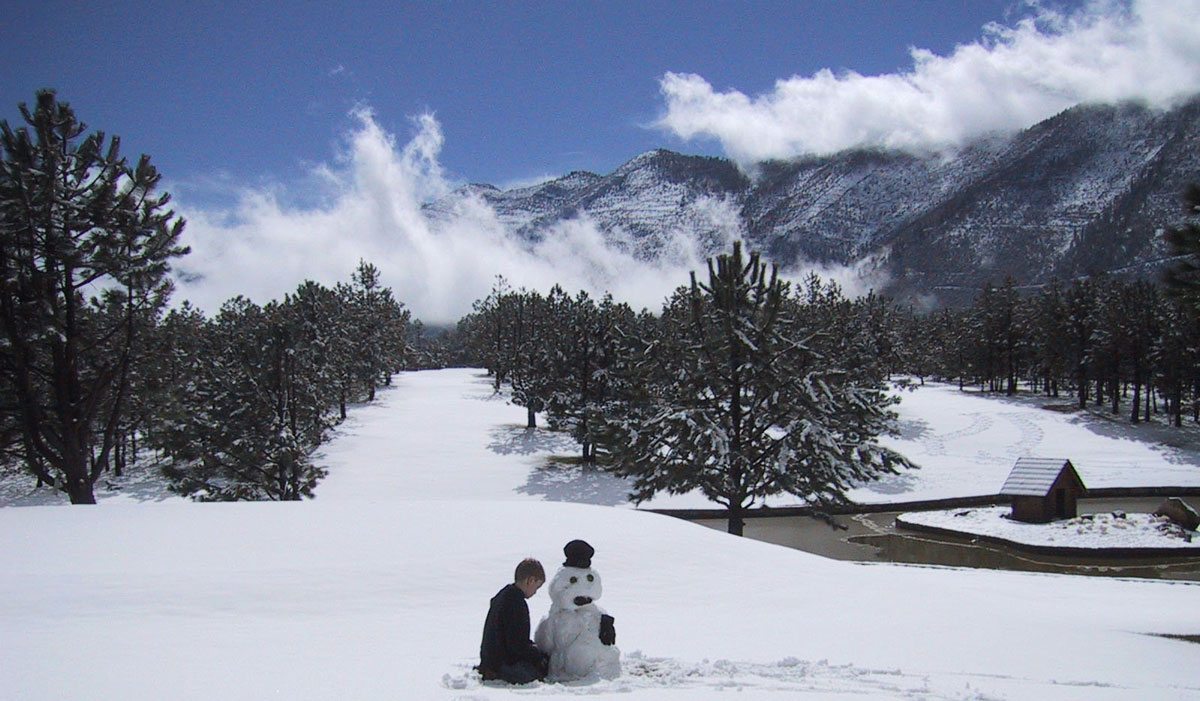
[427,97,1200,304]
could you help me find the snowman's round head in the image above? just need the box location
[548,566,603,610]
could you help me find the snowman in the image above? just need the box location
[535,540,621,681]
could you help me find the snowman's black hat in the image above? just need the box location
[563,539,594,569]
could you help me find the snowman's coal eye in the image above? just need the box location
[569,576,578,584]
[587,574,594,582]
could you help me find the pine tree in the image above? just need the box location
[508,289,551,429]
[161,295,332,501]
[1153,298,1196,427]
[1064,279,1097,409]
[0,90,187,503]
[1029,280,1067,397]
[610,242,910,535]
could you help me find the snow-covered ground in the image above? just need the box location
[857,384,1200,504]
[3,369,1200,699]
[4,496,1200,699]
[317,370,1200,509]
[899,506,1200,550]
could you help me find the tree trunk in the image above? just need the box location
[726,502,745,536]
[1131,377,1141,423]
[527,406,537,429]
[65,472,97,505]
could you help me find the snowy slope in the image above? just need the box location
[4,498,1200,700]
[4,368,1200,699]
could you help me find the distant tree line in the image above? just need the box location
[894,277,1196,424]
[0,91,414,503]
[893,183,1200,427]
[151,262,411,501]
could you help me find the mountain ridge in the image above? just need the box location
[427,97,1200,305]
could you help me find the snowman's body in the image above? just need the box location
[535,565,620,681]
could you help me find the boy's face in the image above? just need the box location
[517,576,544,599]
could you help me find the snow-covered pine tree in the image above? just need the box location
[0,90,187,503]
[465,276,518,391]
[1064,278,1098,408]
[342,260,409,401]
[508,289,552,429]
[610,242,911,535]
[1154,297,1199,426]
[993,278,1024,395]
[161,294,333,501]
[140,303,209,462]
[1029,279,1067,397]
[1123,282,1160,423]
[539,289,636,462]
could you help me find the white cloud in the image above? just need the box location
[173,111,747,324]
[657,0,1200,164]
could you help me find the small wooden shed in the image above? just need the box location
[1000,458,1087,523]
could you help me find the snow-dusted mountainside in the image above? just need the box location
[427,97,1200,303]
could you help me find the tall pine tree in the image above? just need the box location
[0,91,187,503]
[610,242,910,535]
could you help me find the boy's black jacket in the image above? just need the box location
[480,584,543,670]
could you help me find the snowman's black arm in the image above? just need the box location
[600,614,616,646]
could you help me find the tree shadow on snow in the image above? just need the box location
[516,460,634,506]
[852,470,921,496]
[1065,411,1200,467]
[486,425,634,505]
[893,417,934,442]
[487,425,580,456]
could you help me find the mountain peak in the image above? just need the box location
[425,98,1199,306]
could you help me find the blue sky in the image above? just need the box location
[3,0,1198,322]
[5,1,1033,189]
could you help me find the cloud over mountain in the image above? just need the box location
[657,0,1200,163]
[173,111,742,324]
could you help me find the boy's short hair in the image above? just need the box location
[514,557,545,583]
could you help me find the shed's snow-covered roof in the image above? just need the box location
[1000,458,1083,496]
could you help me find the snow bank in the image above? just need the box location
[899,506,1200,550]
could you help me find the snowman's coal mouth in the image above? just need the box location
[573,596,593,606]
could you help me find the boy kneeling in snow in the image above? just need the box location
[478,558,550,684]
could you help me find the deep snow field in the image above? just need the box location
[3,368,1200,699]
